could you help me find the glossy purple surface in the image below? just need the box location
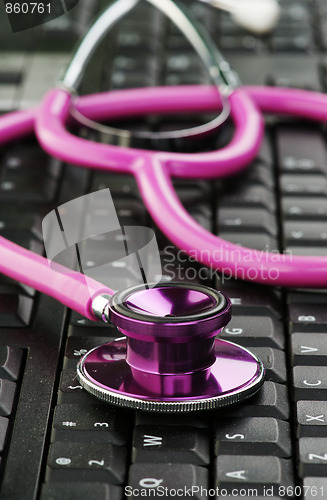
[125,287,217,317]
[78,338,264,402]
[109,283,231,339]
[78,284,264,410]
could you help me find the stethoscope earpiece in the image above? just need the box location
[199,0,280,35]
[77,283,265,412]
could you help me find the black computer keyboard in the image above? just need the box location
[0,0,327,498]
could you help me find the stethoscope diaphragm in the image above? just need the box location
[77,282,265,412]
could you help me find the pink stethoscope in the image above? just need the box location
[0,0,326,410]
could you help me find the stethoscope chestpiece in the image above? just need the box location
[77,283,265,412]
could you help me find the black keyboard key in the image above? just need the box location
[47,442,126,484]
[242,160,274,188]
[220,315,284,349]
[218,282,281,317]
[284,221,327,245]
[0,379,16,416]
[135,412,208,429]
[91,173,139,198]
[220,184,275,211]
[280,174,327,196]
[0,293,34,327]
[0,346,23,380]
[216,455,293,493]
[219,232,277,252]
[41,482,123,500]
[0,417,9,452]
[69,313,111,330]
[287,245,327,257]
[271,32,312,52]
[0,175,58,203]
[276,126,327,175]
[188,207,212,231]
[114,199,148,226]
[297,401,327,437]
[127,463,208,498]
[132,426,209,465]
[302,477,327,499]
[223,382,289,420]
[174,180,212,207]
[282,197,327,219]
[218,207,277,235]
[63,336,110,369]
[293,366,327,399]
[58,370,99,404]
[250,347,287,383]
[0,70,22,84]
[52,404,129,445]
[289,299,327,332]
[215,417,291,457]
[292,333,327,365]
[299,438,327,477]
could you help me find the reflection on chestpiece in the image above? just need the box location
[77,283,265,412]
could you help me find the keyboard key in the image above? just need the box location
[0,346,23,380]
[297,401,327,437]
[282,197,327,219]
[289,299,327,332]
[215,417,291,457]
[276,126,327,174]
[220,184,275,211]
[284,221,327,245]
[0,293,34,327]
[218,282,281,317]
[41,482,122,500]
[0,379,16,416]
[299,438,327,477]
[132,426,209,465]
[219,232,278,252]
[63,336,110,369]
[293,366,327,399]
[223,382,289,420]
[218,207,277,235]
[250,347,287,383]
[242,160,274,188]
[287,245,327,257]
[302,477,327,499]
[216,455,293,493]
[135,411,208,429]
[127,463,208,498]
[280,174,327,196]
[47,442,126,484]
[0,417,9,452]
[292,333,327,365]
[220,315,284,349]
[52,404,130,445]
[58,370,99,404]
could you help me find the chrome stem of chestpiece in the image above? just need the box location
[78,283,265,412]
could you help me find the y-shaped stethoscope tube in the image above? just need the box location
[36,85,327,289]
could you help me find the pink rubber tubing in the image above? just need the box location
[0,84,326,321]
